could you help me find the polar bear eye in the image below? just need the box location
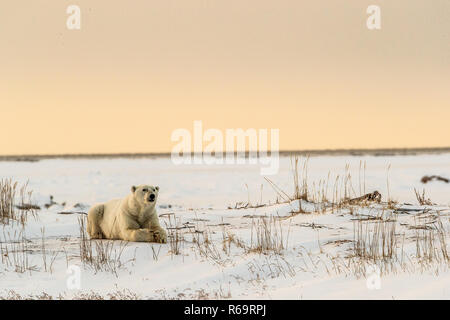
[142,188,148,192]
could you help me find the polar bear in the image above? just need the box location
[87,185,167,243]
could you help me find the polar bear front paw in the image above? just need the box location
[151,228,167,243]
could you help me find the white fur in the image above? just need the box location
[87,185,167,243]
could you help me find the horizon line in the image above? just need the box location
[1,147,449,161]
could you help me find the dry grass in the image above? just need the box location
[228,184,266,210]
[291,156,309,202]
[0,179,37,226]
[314,209,450,278]
[265,156,320,214]
[40,227,59,273]
[154,286,232,300]
[249,216,290,255]
[192,227,224,265]
[1,227,59,274]
[414,188,434,206]
[413,215,449,265]
[77,216,130,276]
[165,213,184,256]
[0,290,61,300]
[264,156,385,215]
[352,211,397,262]
[0,229,37,273]
[150,244,162,261]
[247,254,296,280]
[222,229,246,255]
[265,156,310,207]
[0,289,140,300]
[73,288,141,300]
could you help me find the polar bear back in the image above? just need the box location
[99,197,126,239]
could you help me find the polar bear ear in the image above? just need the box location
[155,186,159,191]
[131,186,137,193]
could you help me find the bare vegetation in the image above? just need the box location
[40,227,59,273]
[413,215,448,265]
[0,290,61,300]
[0,229,36,273]
[0,289,140,300]
[192,227,224,265]
[165,213,184,256]
[352,211,397,262]
[0,179,37,226]
[77,216,130,276]
[344,210,449,277]
[263,156,390,215]
[414,188,434,206]
[247,254,296,280]
[249,216,290,255]
[73,288,141,300]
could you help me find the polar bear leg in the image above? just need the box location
[149,227,167,243]
[142,215,167,243]
[87,204,105,239]
[121,228,153,242]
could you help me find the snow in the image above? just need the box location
[0,153,449,299]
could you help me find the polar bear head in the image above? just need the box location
[131,185,159,206]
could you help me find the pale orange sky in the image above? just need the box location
[0,1,449,155]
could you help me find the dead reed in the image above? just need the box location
[192,227,224,265]
[165,214,184,256]
[0,179,37,226]
[414,188,434,206]
[0,229,36,274]
[352,211,397,262]
[77,216,129,276]
[249,216,290,255]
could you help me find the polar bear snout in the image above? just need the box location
[132,185,160,205]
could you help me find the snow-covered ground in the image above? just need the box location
[0,154,449,299]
